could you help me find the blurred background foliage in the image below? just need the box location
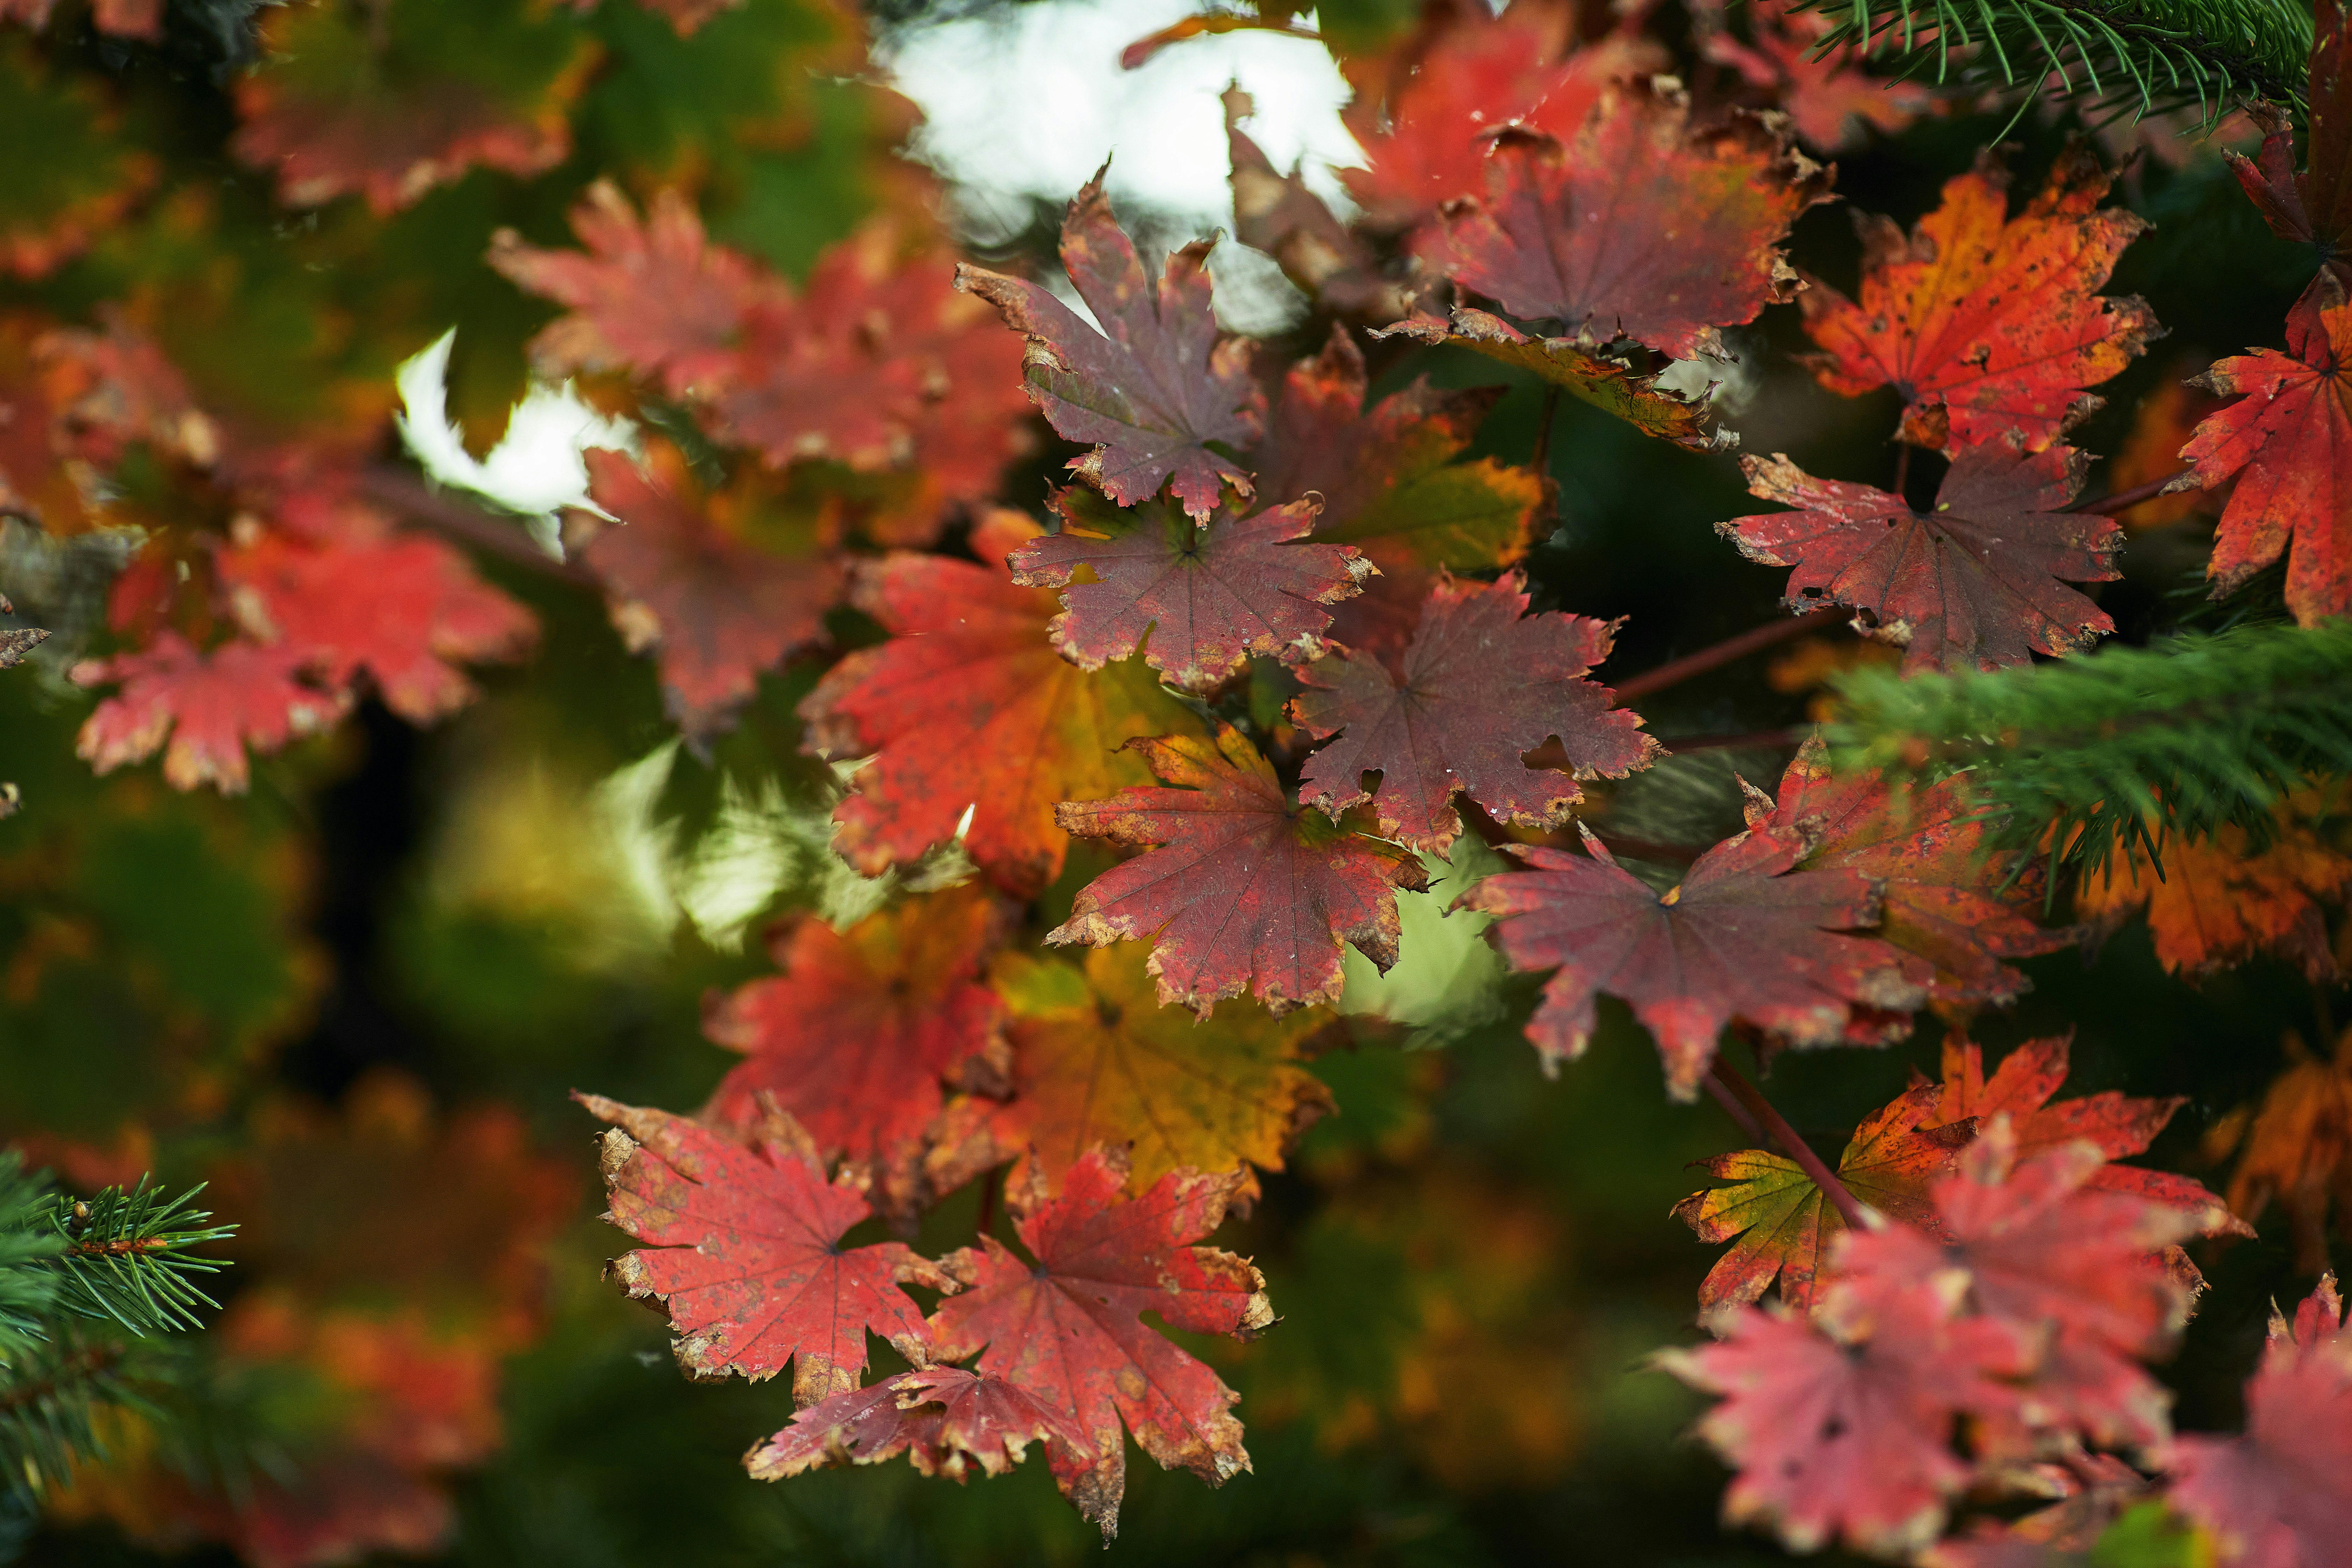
[0,0,2336,1564]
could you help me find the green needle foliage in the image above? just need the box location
[1827,621,2352,891]
[0,1154,233,1509]
[1794,0,2314,121]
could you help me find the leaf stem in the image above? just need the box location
[1708,1059,1869,1230]
[1615,606,1846,702]
[1892,440,1912,500]
[2068,469,2191,516]
[1530,384,1563,478]
[1588,832,1704,865]
[358,466,602,589]
[1700,1073,1769,1145]
[1661,727,1806,754]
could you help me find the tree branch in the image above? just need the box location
[1616,606,1846,702]
[1708,1059,1868,1230]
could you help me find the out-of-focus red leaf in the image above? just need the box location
[1226,93,1409,321]
[1837,1126,2202,1453]
[72,632,348,794]
[1436,85,1831,361]
[489,181,779,399]
[1698,0,1933,152]
[1757,737,2073,1001]
[1797,148,2158,450]
[1247,327,1542,657]
[1,0,161,36]
[2166,1274,2352,1567]
[1721,438,2119,672]
[1674,1083,1972,1310]
[577,1094,952,1405]
[955,169,1263,518]
[927,1147,1273,1539]
[1292,571,1656,850]
[1462,818,1926,1098]
[1927,1034,2249,1236]
[0,40,157,280]
[578,442,841,743]
[1050,724,1429,1017]
[1340,8,1659,234]
[1660,1281,2022,1559]
[1010,489,1365,694]
[800,509,1203,896]
[2179,275,2352,627]
[701,885,1007,1215]
[745,1367,1091,1482]
[2222,1026,2352,1275]
[216,507,537,725]
[231,0,596,214]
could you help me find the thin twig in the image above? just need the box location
[1701,1073,1769,1145]
[1661,727,1806,754]
[1892,441,1913,499]
[1615,606,1846,702]
[2067,470,2192,517]
[1709,1059,1869,1230]
[357,466,600,588]
[1589,832,1704,865]
[1530,384,1563,478]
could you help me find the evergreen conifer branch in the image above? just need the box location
[1826,621,2352,887]
[38,1179,236,1337]
[1793,0,2313,121]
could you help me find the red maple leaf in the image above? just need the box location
[799,509,1204,896]
[1925,1034,2249,1236]
[489,180,777,399]
[1339,9,1660,233]
[230,1,594,214]
[578,442,842,743]
[1247,328,1544,658]
[1462,817,1926,1098]
[216,511,536,725]
[744,1366,1091,1483]
[701,886,1007,1214]
[1435,84,1831,362]
[1720,438,2120,672]
[73,632,348,794]
[955,169,1263,518]
[1797,147,2159,450]
[576,1094,952,1405]
[1010,489,1367,693]
[925,1147,1274,1539]
[2168,1276,2352,1568]
[1757,738,2073,1001]
[1660,1281,2022,1558]
[2179,275,2352,627]
[1291,571,1657,850]
[2225,0,2351,307]
[1050,724,1430,1017]
[1836,1126,2203,1452]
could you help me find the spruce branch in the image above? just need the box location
[1826,620,2352,889]
[1792,0,2313,122]
[38,1178,236,1336]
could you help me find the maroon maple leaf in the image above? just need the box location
[576,1094,951,1406]
[1757,738,2072,1002]
[1009,489,1367,693]
[702,886,1006,1216]
[1051,725,1429,1016]
[2225,0,2350,307]
[926,1147,1273,1539]
[955,168,1263,518]
[1246,328,1543,658]
[1462,817,1927,1098]
[1291,572,1657,850]
[1661,1281,2022,1558]
[1719,438,2120,673]
[744,1366,1091,1483]
[489,181,776,398]
[73,632,348,794]
[1436,85,1831,361]
[578,443,842,743]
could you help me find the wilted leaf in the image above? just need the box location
[744,1366,1090,1482]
